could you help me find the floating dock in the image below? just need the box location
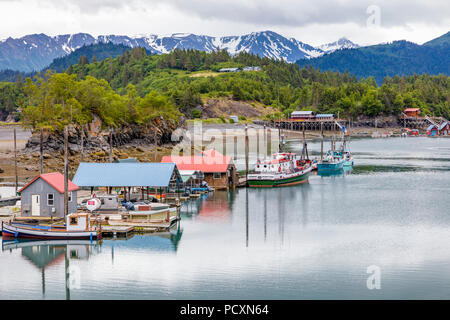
[101,226,134,238]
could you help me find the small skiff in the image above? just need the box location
[1,212,101,240]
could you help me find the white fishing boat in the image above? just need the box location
[247,153,313,187]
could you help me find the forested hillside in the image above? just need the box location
[45,42,133,73]
[0,48,449,125]
[296,32,450,84]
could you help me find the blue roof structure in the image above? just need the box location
[438,122,448,131]
[72,162,181,187]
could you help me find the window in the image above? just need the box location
[47,193,54,206]
[213,172,221,179]
[68,191,72,202]
[70,217,77,225]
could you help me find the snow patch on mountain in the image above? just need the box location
[318,37,359,53]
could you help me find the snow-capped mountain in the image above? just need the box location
[318,37,359,53]
[0,31,359,72]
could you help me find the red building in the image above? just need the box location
[291,111,315,120]
[161,150,237,190]
[427,125,439,136]
[439,122,450,136]
[404,108,421,118]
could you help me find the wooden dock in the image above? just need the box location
[107,216,179,232]
[101,226,134,238]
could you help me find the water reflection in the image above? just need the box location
[1,137,450,299]
[2,239,102,299]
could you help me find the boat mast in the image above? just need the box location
[302,122,308,160]
[320,121,324,161]
[278,116,282,152]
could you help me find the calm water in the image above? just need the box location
[1,137,450,299]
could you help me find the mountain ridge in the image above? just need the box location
[0,30,358,72]
[296,31,450,84]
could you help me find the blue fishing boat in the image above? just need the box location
[317,150,344,171]
[317,134,344,172]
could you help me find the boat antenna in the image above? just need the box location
[278,115,282,152]
[301,122,308,160]
[320,121,324,161]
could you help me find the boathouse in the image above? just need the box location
[426,124,439,136]
[404,108,421,118]
[19,172,79,217]
[291,111,315,120]
[161,150,237,190]
[439,122,449,136]
[72,162,183,200]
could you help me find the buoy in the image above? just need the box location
[278,166,281,172]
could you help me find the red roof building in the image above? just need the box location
[161,150,237,189]
[19,172,79,194]
[19,172,79,217]
[404,108,421,118]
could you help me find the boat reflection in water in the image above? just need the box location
[179,191,232,222]
[316,169,344,177]
[1,223,184,299]
[1,239,102,300]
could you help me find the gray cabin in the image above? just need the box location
[19,172,79,217]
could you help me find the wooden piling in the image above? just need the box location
[233,136,238,161]
[256,127,260,161]
[245,124,249,178]
[109,128,113,163]
[64,126,69,218]
[263,123,267,160]
[154,129,157,162]
[320,121,324,161]
[14,127,17,195]
[80,127,84,162]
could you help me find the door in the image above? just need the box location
[31,194,40,216]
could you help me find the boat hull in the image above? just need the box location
[1,222,100,240]
[247,169,311,188]
[317,161,344,171]
[343,160,354,167]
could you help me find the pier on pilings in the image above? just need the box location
[253,119,348,132]
[398,114,448,129]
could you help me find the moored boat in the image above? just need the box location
[247,153,313,187]
[340,134,353,167]
[317,150,344,171]
[1,212,101,240]
[343,152,353,167]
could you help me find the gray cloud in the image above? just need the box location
[0,0,448,45]
[37,0,449,27]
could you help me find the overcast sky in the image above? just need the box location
[0,0,448,46]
